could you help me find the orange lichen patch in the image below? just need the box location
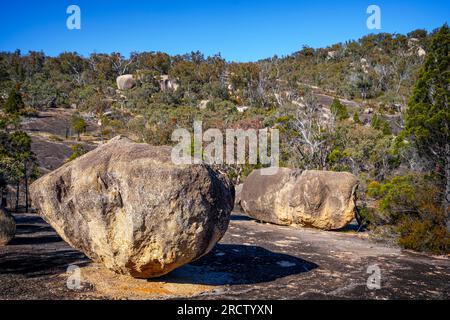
[66,264,216,300]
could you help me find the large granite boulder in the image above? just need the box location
[30,136,234,278]
[0,208,15,246]
[116,75,136,90]
[241,169,358,230]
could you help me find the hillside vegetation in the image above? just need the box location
[0,26,448,254]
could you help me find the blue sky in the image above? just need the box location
[0,0,448,61]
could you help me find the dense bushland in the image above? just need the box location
[0,26,448,254]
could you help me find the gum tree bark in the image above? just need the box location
[446,143,450,231]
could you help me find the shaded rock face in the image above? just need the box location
[234,184,244,211]
[0,208,15,246]
[116,75,136,90]
[30,136,234,278]
[241,169,358,230]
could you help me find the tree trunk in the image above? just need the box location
[24,160,29,213]
[445,143,450,231]
[1,188,7,208]
[15,182,20,212]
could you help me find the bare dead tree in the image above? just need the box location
[110,53,136,76]
[66,60,84,86]
[287,93,335,170]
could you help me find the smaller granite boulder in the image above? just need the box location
[241,169,358,230]
[0,208,16,246]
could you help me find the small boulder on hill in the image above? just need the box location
[0,208,15,246]
[30,136,234,278]
[116,75,136,90]
[241,169,358,230]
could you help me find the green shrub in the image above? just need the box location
[330,98,349,121]
[327,148,342,165]
[398,218,450,255]
[67,144,86,162]
[357,205,378,227]
[48,135,63,142]
[371,114,391,135]
[377,176,417,223]
[367,175,449,254]
[71,114,87,140]
[3,85,25,115]
[366,181,382,198]
[20,107,39,117]
[353,111,361,124]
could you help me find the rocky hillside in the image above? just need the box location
[21,108,99,174]
[0,25,448,257]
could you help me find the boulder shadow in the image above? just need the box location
[12,214,47,226]
[230,213,253,221]
[0,250,90,277]
[9,235,62,246]
[157,244,318,286]
[15,224,54,235]
[0,213,91,277]
[10,215,62,245]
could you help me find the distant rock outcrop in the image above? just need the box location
[417,47,426,57]
[30,136,234,278]
[116,75,136,90]
[158,75,179,91]
[198,100,210,110]
[0,208,15,246]
[240,169,358,230]
[236,106,250,113]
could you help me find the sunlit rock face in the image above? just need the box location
[30,136,234,278]
[241,169,358,230]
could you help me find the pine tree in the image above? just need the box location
[3,84,25,115]
[10,131,33,211]
[330,98,349,121]
[71,114,87,141]
[353,111,362,124]
[404,24,450,226]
